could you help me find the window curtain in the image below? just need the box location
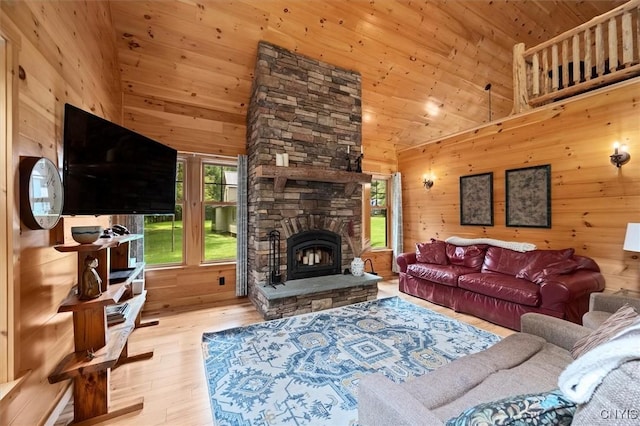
[236,155,248,296]
[391,172,403,273]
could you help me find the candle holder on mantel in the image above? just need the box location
[355,153,363,173]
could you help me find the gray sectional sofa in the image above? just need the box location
[358,294,640,425]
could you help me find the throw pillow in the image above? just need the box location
[415,240,448,265]
[571,303,639,358]
[525,259,580,284]
[572,255,601,272]
[445,389,576,426]
[515,249,575,282]
[445,244,487,269]
[482,247,531,276]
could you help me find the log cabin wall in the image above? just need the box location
[398,78,640,294]
[0,2,121,425]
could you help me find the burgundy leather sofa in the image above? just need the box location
[397,240,605,330]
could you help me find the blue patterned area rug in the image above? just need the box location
[202,297,500,425]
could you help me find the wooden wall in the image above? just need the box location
[144,264,238,311]
[121,93,246,157]
[0,1,121,424]
[398,78,640,293]
[108,0,622,168]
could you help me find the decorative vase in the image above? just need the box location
[351,257,365,277]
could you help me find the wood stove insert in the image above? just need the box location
[287,230,341,280]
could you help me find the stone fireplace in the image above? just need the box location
[246,42,377,319]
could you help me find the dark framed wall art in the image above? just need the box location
[459,172,494,226]
[505,164,551,228]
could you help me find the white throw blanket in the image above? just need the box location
[558,321,640,404]
[445,236,536,252]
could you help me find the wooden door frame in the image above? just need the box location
[0,18,20,386]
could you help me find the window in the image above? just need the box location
[144,160,184,265]
[144,154,238,267]
[203,162,237,262]
[369,178,389,249]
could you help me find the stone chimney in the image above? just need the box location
[246,41,364,310]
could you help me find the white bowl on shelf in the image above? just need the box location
[71,226,103,244]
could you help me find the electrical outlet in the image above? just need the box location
[219,276,225,286]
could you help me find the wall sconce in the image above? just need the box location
[610,142,630,168]
[423,177,434,190]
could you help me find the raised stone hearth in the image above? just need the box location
[254,273,381,320]
[246,41,372,319]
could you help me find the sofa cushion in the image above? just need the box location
[515,249,576,282]
[482,247,533,276]
[446,244,488,270]
[571,303,639,358]
[399,333,547,409]
[432,341,573,420]
[406,263,476,287]
[416,239,449,265]
[459,272,541,306]
[406,333,572,420]
[445,389,576,426]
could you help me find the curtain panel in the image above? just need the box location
[236,155,248,296]
[391,172,403,273]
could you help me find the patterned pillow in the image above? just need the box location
[415,240,448,265]
[445,389,576,426]
[571,303,639,358]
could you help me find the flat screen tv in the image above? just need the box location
[62,103,177,215]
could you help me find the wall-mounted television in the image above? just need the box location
[62,103,177,215]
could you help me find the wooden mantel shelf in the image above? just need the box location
[255,164,372,195]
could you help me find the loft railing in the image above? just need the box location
[513,0,640,113]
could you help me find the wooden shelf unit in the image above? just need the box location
[255,164,372,195]
[54,234,143,292]
[48,234,155,424]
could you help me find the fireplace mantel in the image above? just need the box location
[255,165,372,195]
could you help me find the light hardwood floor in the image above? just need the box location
[54,280,514,425]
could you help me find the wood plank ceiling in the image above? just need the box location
[108,0,625,168]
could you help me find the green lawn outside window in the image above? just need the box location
[144,220,236,265]
[370,216,386,248]
[146,216,385,265]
